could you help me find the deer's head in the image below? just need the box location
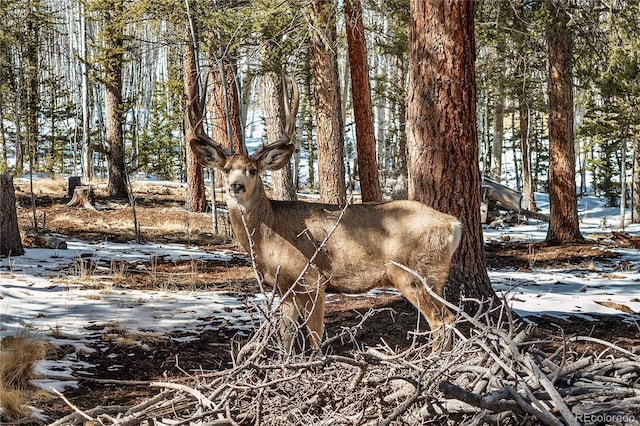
[191,139,295,205]
[187,75,298,206]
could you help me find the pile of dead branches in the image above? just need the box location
[51,286,639,426]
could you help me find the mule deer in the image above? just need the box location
[188,79,462,350]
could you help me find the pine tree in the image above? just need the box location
[344,0,381,202]
[575,0,640,221]
[183,23,207,212]
[0,174,24,257]
[407,0,493,302]
[307,0,346,204]
[89,0,129,198]
[545,0,583,243]
[257,0,304,201]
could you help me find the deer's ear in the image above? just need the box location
[190,138,228,169]
[253,143,295,171]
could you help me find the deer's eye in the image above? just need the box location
[249,169,258,176]
[223,168,230,174]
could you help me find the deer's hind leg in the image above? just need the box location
[386,263,454,351]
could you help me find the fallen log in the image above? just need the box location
[482,177,522,211]
[481,177,549,223]
[23,233,68,249]
[493,200,550,222]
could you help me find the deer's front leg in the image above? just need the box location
[278,273,326,351]
[298,286,325,348]
[278,295,300,353]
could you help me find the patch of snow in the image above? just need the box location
[483,192,640,323]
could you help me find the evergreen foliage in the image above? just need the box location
[136,77,184,180]
[575,0,640,205]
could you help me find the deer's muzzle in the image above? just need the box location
[230,184,245,194]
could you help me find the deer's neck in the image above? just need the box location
[226,182,274,250]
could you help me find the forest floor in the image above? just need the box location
[3,179,640,424]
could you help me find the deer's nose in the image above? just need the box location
[230,184,245,194]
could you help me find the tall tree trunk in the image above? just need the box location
[13,68,23,175]
[632,135,640,223]
[0,95,6,170]
[208,51,244,155]
[545,0,582,243]
[374,55,387,173]
[80,2,93,181]
[308,0,346,205]
[344,0,381,202]
[519,98,537,211]
[303,70,316,191]
[25,0,39,172]
[262,71,297,200]
[0,174,24,257]
[395,60,408,185]
[103,0,128,198]
[490,95,504,181]
[620,137,627,229]
[407,0,493,303]
[182,29,206,213]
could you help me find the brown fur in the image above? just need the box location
[191,141,462,350]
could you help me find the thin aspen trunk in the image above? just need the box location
[620,138,627,230]
[520,98,537,211]
[0,95,6,169]
[15,51,24,175]
[632,135,640,223]
[490,95,505,182]
[80,2,92,180]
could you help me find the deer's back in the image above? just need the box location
[264,199,460,293]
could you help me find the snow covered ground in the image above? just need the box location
[1,193,639,394]
[0,242,268,393]
[484,194,640,321]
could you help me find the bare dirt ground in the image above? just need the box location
[7,182,640,423]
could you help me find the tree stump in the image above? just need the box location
[1,173,25,257]
[66,186,96,210]
[68,176,82,199]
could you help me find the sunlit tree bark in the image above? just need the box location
[208,52,244,155]
[545,0,583,243]
[308,0,346,204]
[407,0,493,302]
[182,26,206,212]
[344,0,381,202]
[0,173,24,257]
[262,71,297,200]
